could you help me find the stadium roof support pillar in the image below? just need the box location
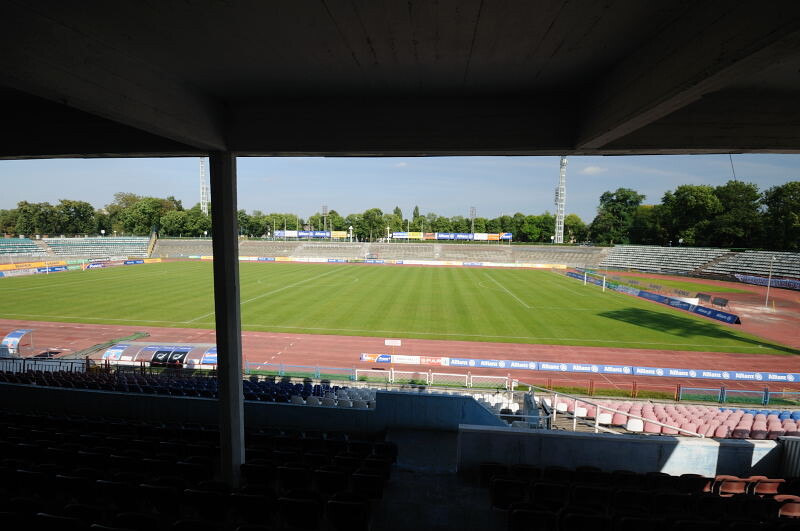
[209,151,244,488]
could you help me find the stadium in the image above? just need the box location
[2,3,800,531]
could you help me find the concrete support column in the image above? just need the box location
[209,151,244,488]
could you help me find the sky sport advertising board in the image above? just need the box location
[359,353,799,383]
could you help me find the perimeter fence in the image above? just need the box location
[12,356,799,406]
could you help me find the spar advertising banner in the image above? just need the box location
[565,271,741,325]
[331,230,348,239]
[359,353,799,383]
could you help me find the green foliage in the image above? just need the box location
[564,213,588,243]
[589,188,645,244]
[762,181,800,251]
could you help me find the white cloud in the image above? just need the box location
[394,162,408,168]
[581,165,608,175]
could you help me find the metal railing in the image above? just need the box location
[0,357,88,374]
[354,368,514,389]
[519,380,705,438]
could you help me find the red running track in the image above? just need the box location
[2,316,798,392]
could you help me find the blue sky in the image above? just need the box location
[0,154,797,223]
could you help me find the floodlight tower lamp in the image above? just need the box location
[554,156,567,244]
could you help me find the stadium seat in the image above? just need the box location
[776,495,800,518]
[625,419,644,432]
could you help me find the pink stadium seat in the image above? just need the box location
[612,413,628,426]
[644,422,661,434]
[733,427,751,439]
[714,425,732,438]
[703,424,718,437]
[750,426,768,440]
[767,428,785,440]
[661,425,679,435]
[680,423,699,435]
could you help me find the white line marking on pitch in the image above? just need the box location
[484,274,531,308]
[184,267,346,323]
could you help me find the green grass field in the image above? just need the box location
[0,261,795,355]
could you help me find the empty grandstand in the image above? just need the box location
[0,237,46,258]
[705,251,800,280]
[599,245,730,274]
[155,239,609,267]
[43,236,150,258]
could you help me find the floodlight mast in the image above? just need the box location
[554,156,567,244]
[200,158,210,216]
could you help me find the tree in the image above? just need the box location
[629,205,665,245]
[328,210,345,231]
[361,208,384,241]
[119,197,165,235]
[472,217,488,234]
[709,180,763,247]
[15,201,59,236]
[237,210,254,236]
[185,204,211,236]
[450,215,469,233]
[160,210,189,236]
[661,185,721,246]
[762,181,800,250]
[343,213,365,241]
[589,188,645,244]
[0,209,19,235]
[564,213,588,243]
[56,199,96,235]
[393,206,403,221]
[412,205,420,219]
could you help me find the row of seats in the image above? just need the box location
[478,464,800,530]
[0,370,377,408]
[0,238,44,255]
[42,237,149,258]
[543,398,800,439]
[0,407,397,530]
[600,245,729,274]
[706,251,800,280]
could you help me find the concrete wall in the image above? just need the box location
[0,384,505,433]
[457,424,782,478]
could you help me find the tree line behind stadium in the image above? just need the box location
[1,180,797,250]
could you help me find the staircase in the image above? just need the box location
[32,239,55,256]
[693,250,735,276]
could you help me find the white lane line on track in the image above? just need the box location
[0,311,773,350]
[184,266,346,323]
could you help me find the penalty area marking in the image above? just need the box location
[483,273,531,309]
[475,280,602,311]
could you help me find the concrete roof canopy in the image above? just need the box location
[1,0,799,158]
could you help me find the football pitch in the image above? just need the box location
[0,261,794,355]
